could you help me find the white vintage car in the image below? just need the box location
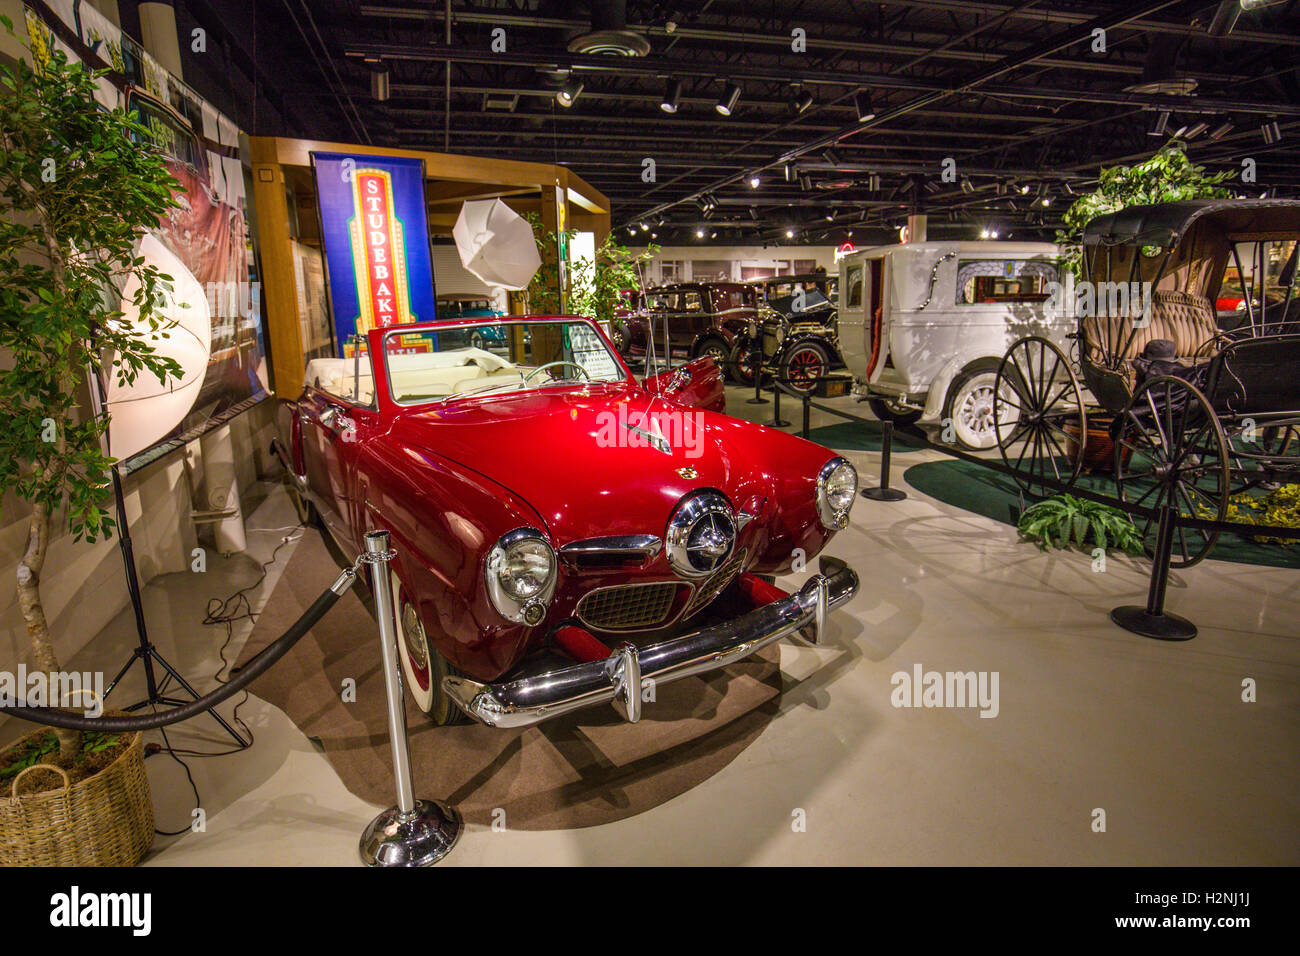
[838,241,1071,449]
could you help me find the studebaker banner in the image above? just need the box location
[311,152,438,357]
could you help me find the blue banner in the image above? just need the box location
[311,153,436,355]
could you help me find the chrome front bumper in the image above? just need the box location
[443,557,858,728]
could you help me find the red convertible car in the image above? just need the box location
[274,315,859,727]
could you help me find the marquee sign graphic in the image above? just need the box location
[348,168,413,331]
[312,152,437,357]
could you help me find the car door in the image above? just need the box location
[299,353,378,552]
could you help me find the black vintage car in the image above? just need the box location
[730,286,846,395]
[616,282,756,376]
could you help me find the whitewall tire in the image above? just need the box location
[943,361,1005,450]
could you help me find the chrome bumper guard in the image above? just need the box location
[443,557,858,728]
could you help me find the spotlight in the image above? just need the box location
[1261,119,1281,145]
[785,228,795,238]
[799,172,813,191]
[639,222,649,232]
[557,78,585,107]
[660,78,683,114]
[1040,196,1053,207]
[825,213,834,221]
[1209,121,1234,141]
[748,207,759,221]
[370,65,391,102]
[1019,183,1031,195]
[696,228,704,238]
[980,228,990,239]
[1148,109,1170,136]
[854,89,875,123]
[990,229,999,239]
[716,82,741,117]
[961,178,974,194]
[783,164,793,182]
[710,231,717,239]
[791,89,814,115]
[868,173,881,191]
[749,174,760,188]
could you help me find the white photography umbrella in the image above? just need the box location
[452,198,542,290]
[103,233,212,459]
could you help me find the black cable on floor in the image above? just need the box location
[144,522,304,833]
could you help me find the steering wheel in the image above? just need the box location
[523,361,590,386]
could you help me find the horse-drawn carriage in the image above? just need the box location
[992,199,1300,567]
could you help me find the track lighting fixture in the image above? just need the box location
[716,82,741,117]
[660,78,683,113]
[854,89,875,123]
[556,78,584,107]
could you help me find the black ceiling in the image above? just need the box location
[185,1,1300,244]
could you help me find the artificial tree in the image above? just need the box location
[569,234,658,330]
[1056,139,1234,277]
[523,211,656,324]
[0,18,182,759]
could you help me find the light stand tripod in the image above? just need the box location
[91,371,249,747]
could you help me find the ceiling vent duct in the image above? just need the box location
[1126,43,1197,95]
[569,1,651,56]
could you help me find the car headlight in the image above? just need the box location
[485,528,556,625]
[815,457,858,530]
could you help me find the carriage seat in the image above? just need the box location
[1080,289,1219,386]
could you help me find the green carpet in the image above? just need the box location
[901,458,1300,570]
[805,419,926,452]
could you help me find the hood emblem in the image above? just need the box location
[676,466,698,479]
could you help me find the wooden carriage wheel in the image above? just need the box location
[1114,375,1230,568]
[993,335,1088,498]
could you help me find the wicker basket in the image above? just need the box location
[0,723,154,867]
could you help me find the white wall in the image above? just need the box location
[628,244,838,286]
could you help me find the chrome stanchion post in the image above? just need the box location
[358,530,463,866]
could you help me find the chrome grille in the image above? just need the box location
[682,548,747,618]
[576,582,684,631]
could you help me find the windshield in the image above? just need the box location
[383,320,626,405]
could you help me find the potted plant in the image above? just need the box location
[523,212,656,335]
[0,17,182,865]
[569,234,657,338]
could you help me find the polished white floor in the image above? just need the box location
[11,388,1296,866]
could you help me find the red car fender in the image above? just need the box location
[359,437,550,681]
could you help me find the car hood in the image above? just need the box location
[391,384,767,543]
